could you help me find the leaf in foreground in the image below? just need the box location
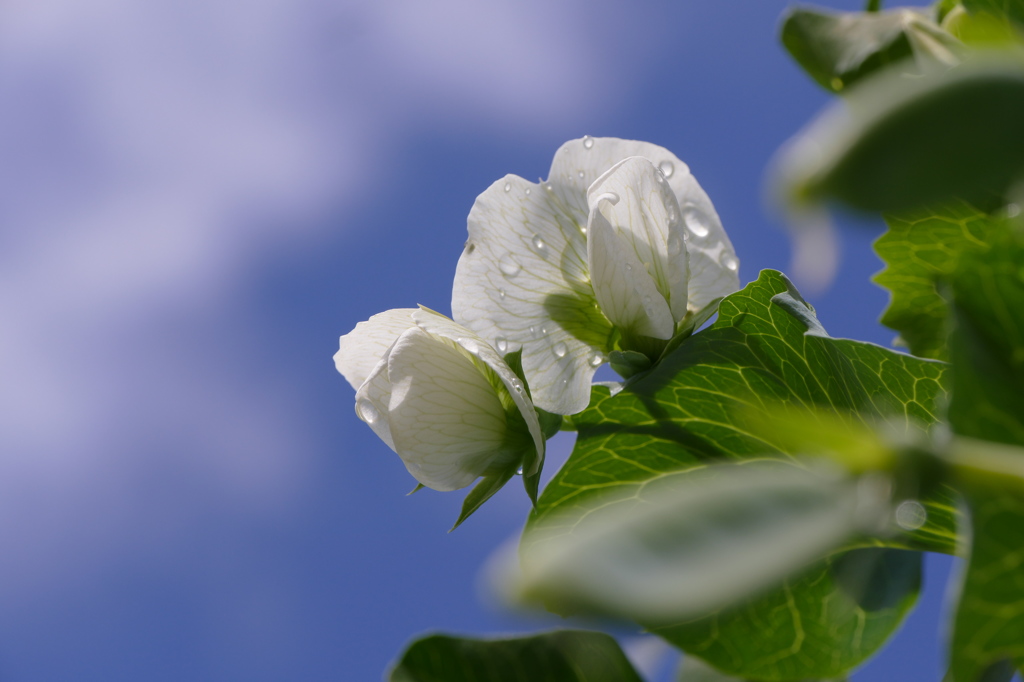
[388,630,643,682]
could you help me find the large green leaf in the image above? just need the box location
[873,201,1001,360]
[387,630,644,682]
[524,270,952,680]
[777,54,1024,213]
[781,6,960,94]
[946,232,1024,681]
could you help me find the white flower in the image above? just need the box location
[452,137,740,415]
[334,307,545,492]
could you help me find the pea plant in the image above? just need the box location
[336,1,1024,680]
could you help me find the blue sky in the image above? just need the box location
[0,0,960,679]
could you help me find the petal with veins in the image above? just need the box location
[587,156,689,322]
[334,308,418,390]
[588,197,674,340]
[411,308,545,475]
[387,327,519,492]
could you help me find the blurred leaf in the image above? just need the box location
[518,461,893,624]
[388,630,644,682]
[945,232,1024,680]
[781,6,960,93]
[777,54,1024,213]
[677,655,848,681]
[523,270,949,679]
[943,5,1024,46]
[874,201,1001,360]
[948,231,1024,444]
[963,0,1024,26]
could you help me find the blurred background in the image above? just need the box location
[0,0,955,679]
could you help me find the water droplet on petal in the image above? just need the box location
[553,342,567,358]
[577,170,585,179]
[457,337,479,355]
[667,234,683,257]
[895,500,927,531]
[543,182,553,192]
[589,352,604,367]
[579,225,587,236]
[499,253,521,277]
[516,466,524,476]
[659,160,675,178]
[540,326,548,336]
[582,135,594,149]
[643,295,652,305]
[625,263,632,272]
[682,204,710,237]
[495,337,508,353]
[356,399,380,424]
[721,253,739,272]
[525,188,532,196]
[504,182,511,193]
[531,234,547,256]
[498,288,506,300]
[511,378,525,393]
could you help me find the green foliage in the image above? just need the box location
[874,201,1001,360]
[779,54,1024,213]
[387,631,644,682]
[963,0,1024,25]
[781,5,958,93]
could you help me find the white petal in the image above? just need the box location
[411,308,545,474]
[549,137,739,311]
[386,327,519,492]
[587,198,674,340]
[353,352,396,452]
[453,174,611,415]
[334,308,418,390]
[587,156,689,322]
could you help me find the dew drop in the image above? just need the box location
[499,253,522,277]
[682,205,710,237]
[543,182,554,192]
[525,187,532,196]
[356,399,380,424]
[495,337,508,353]
[529,326,536,337]
[531,234,547,256]
[625,263,632,272]
[721,253,739,272]
[577,170,585,179]
[643,295,652,305]
[659,160,675,178]
[589,352,604,367]
[895,500,927,531]
[498,288,506,300]
[540,326,548,336]
[553,342,567,358]
[511,378,525,393]
[667,234,683,257]
[457,337,479,355]
[504,182,511,193]
[582,135,594,149]
[516,466,524,476]
[665,205,677,225]
[580,225,587,235]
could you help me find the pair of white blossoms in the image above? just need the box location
[334,137,740,496]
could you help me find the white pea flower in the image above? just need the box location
[453,137,740,415]
[334,307,545,494]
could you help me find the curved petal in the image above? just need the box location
[587,197,674,340]
[353,352,396,452]
[549,137,739,310]
[453,174,611,415]
[411,308,545,475]
[587,157,689,322]
[334,308,418,390]
[386,327,519,492]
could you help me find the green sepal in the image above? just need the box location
[608,349,652,379]
[407,483,425,496]
[451,465,519,532]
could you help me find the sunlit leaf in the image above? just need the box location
[963,0,1024,26]
[874,201,1001,360]
[388,630,644,682]
[522,270,951,680]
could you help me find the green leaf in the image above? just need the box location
[874,201,1001,360]
[781,6,960,94]
[777,54,1024,213]
[677,652,849,681]
[387,630,644,682]
[946,231,1024,680]
[963,0,1024,25]
[525,270,951,679]
[608,350,652,379]
[517,461,898,625]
